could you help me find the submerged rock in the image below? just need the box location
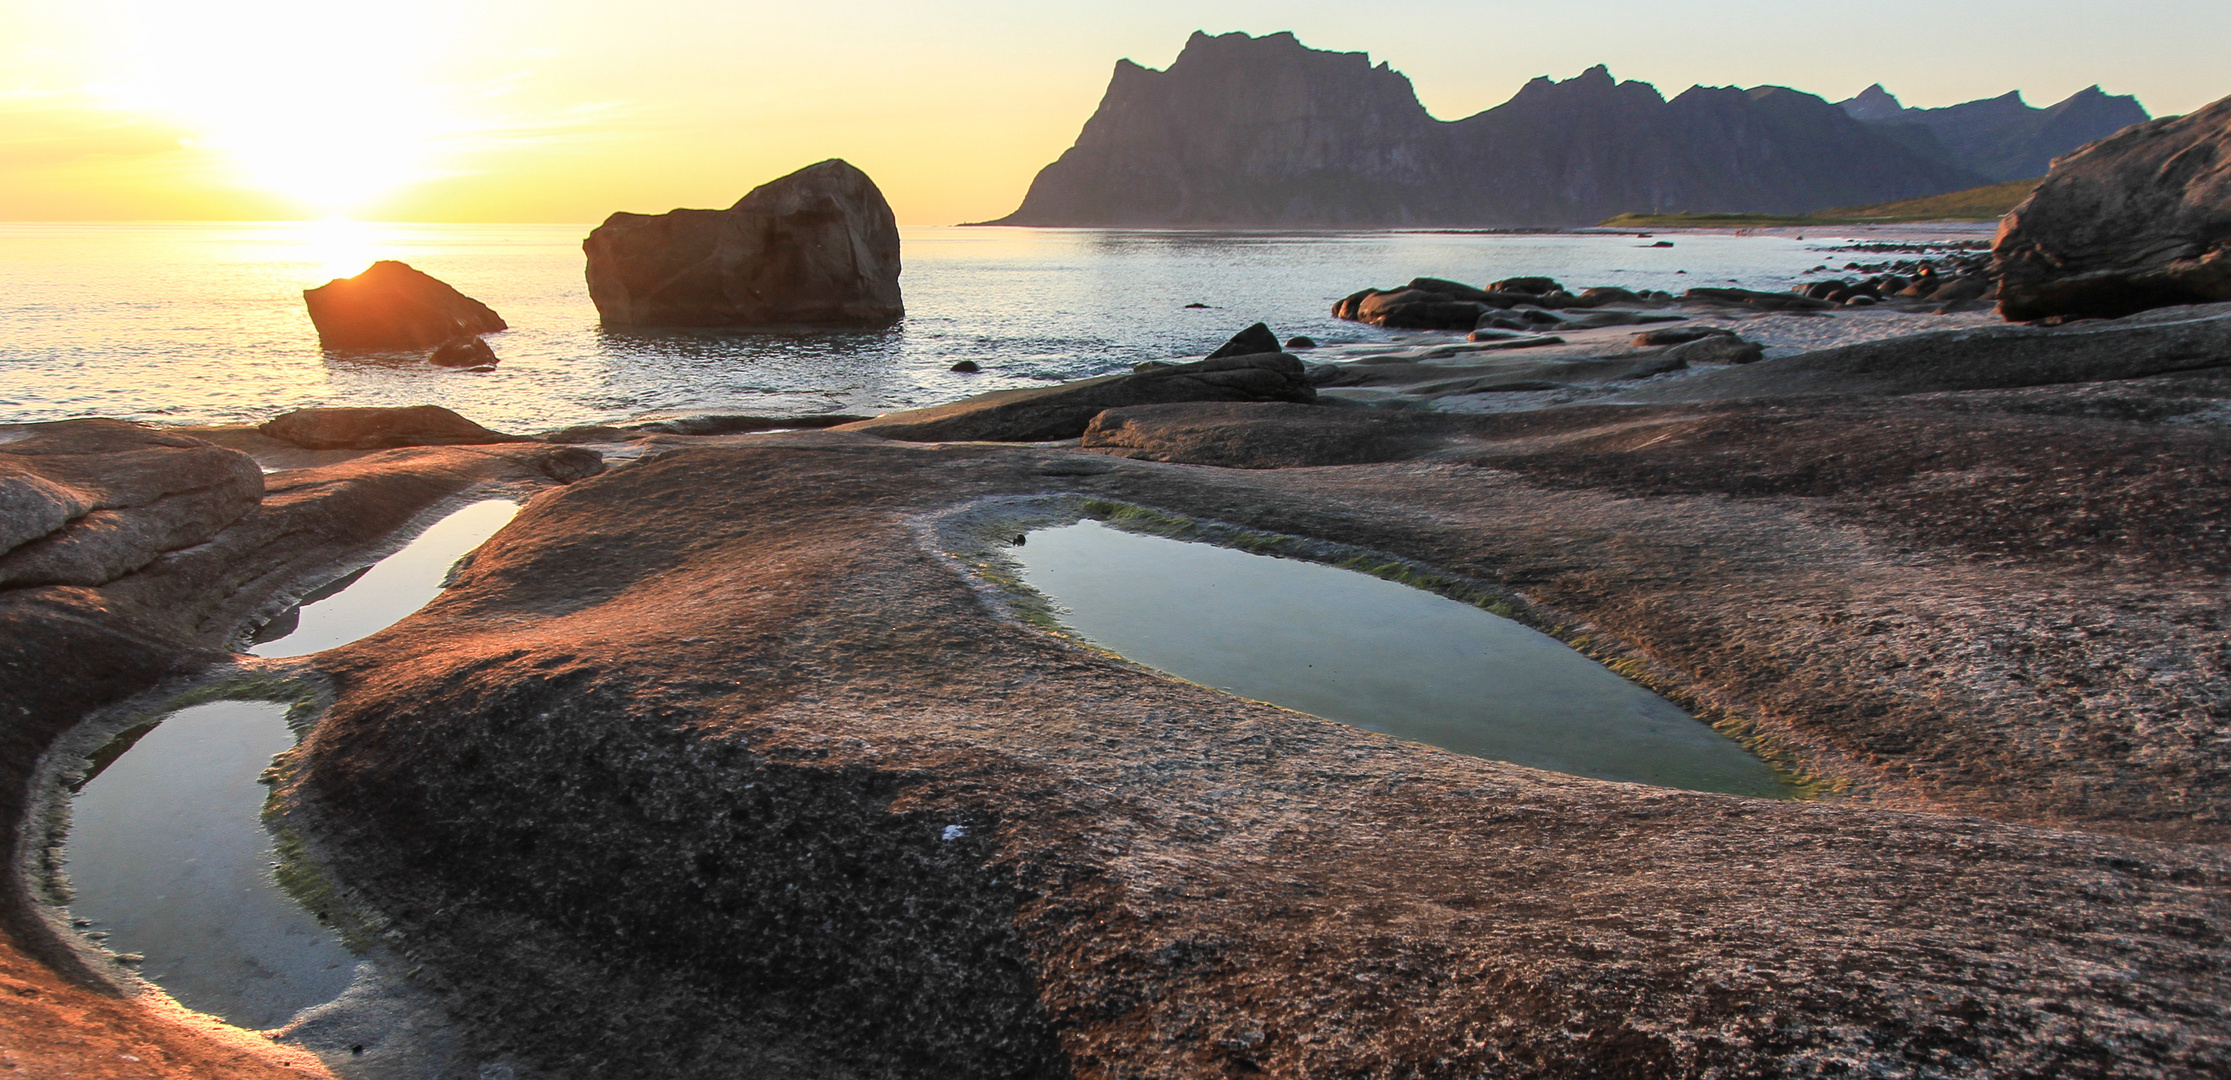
[259,406,527,451]
[1995,94,2231,320]
[838,352,1315,442]
[428,336,498,368]
[583,159,904,329]
[302,261,506,351]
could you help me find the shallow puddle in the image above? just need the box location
[250,499,518,657]
[64,498,521,1032]
[1011,519,1796,797]
[64,700,353,1029]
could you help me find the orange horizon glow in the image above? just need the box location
[2,2,2225,227]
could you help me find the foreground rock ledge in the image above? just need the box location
[283,436,2231,1079]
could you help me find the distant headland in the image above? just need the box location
[982,30,2147,228]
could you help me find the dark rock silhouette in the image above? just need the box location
[259,406,528,450]
[302,261,506,350]
[836,352,1315,442]
[1206,323,1282,359]
[1995,96,2231,321]
[1837,84,2151,182]
[987,31,1983,227]
[584,159,903,328]
[428,336,497,368]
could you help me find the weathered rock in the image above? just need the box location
[1312,351,1684,394]
[1630,301,2231,401]
[1667,333,1766,365]
[1084,401,1456,467]
[1352,289,1486,329]
[1575,286,1649,307]
[1929,274,1991,304]
[836,353,1315,442]
[428,336,498,368]
[627,414,870,437]
[583,159,903,328]
[1553,308,1687,330]
[1996,94,2231,320]
[1284,335,1317,349]
[1684,286,1837,312]
[1204,322,1282,359]
[1488,276,1562,295]
[302,261,506,350]
[1633,325,1735,346]
[0,420,264,589]
[259,406,527,451]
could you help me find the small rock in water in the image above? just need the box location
[950,360,982,373]
[302,261,507,350]
[1184,302,1212,309]
[1285,335,1318,349]
[429,336,498,368]
[1207,322,1283,359]
[1650,240,1676,247]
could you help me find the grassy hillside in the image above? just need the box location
[1598,177,2041,228]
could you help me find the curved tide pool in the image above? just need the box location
[1010,519,1797,798]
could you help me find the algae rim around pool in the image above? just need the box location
[923,493,1839,799]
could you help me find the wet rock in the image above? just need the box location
[259,406,528,451]
[541,425,630,445]
[1575,286,1649,307]
[1313,351,1682,394]
[428,336,498,368]
[837,353,1315,442]
[950,360,982,373]
[1633,326,1735,347]
[0,420,263,589]
[1630,301,2231,400]
[1205,322,1282,359]
[302,261,506,351]
[1489,276,1562,295]
[1996,94,2231,321]
[583,159,903,328]
[1684,287,1836,312]
[1355,290,1487,330]
[1666,334,1765,365]
[1284,335,1317,349]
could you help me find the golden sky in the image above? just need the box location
[2,0,2224,225]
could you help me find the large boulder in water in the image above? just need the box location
[302,261,507,350]
[1994,95,2231,321]
[583,159,904,328]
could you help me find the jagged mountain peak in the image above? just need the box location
[1841,84,1905,121]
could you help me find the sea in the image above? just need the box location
[0,222,1896,432]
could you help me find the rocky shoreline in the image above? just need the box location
[2,279,2228,1075]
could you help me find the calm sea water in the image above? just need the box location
[1,222,1848,432]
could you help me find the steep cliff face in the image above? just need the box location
[990,32,1988,228]
[1837,85,2152,181]
[995,31,1449,226]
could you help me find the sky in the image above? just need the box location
[2,0,2224,225]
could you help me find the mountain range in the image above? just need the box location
[986,31,2150,228]
[1835,84,2149,182]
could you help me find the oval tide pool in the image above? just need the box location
[1010,519,1796,798]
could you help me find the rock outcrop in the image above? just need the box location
[836,352,1315,442]
[302,261,506,350]
[259,406,528,451]
[1837,84,2151,182]
[1994,94,2231,321]
[584,160,903,328]
[0,421,264,589]
[987,32,1983,228]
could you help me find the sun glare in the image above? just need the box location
[92,0,464,216]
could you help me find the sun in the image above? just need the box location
[91,0,461,216]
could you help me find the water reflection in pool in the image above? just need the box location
[1010,519,1796,798]
[65,497,523,1031]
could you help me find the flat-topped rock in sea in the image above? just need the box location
[584,159,903,329]
[302,261,507,351]
[1995,93,2231,321]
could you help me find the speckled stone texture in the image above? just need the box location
[288,430,2229,1079]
